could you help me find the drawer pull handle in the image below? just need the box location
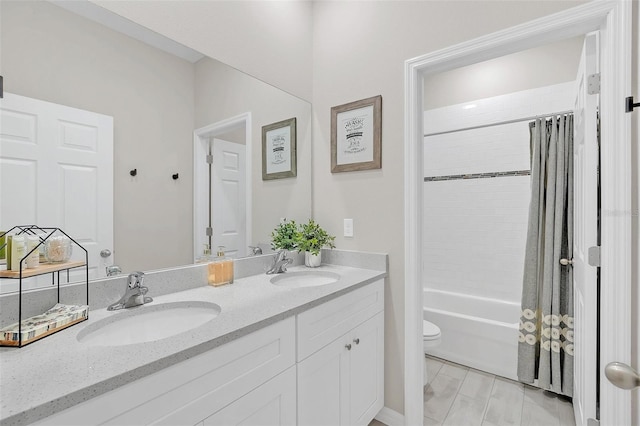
[345,343,352,351]
[353,338,360,345]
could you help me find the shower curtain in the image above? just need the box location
[518,114,574,397]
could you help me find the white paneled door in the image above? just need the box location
[572,33,599,426]
[212,138,246,258]
[0,93,113,291]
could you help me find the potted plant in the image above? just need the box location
[270,219,299,252]
[298,219,335,267]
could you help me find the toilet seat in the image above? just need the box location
[423,320,441,341]
[423,320,441,385]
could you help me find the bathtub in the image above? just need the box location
[423,289,520,381]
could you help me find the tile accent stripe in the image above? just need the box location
[424,169,531,182]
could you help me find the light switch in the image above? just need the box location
[344,219,354,237]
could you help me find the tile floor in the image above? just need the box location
[370,356,575,426]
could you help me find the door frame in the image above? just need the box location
[193,112,252,261]
[403,2,631,425]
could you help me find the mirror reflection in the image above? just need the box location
[0,0,312,293]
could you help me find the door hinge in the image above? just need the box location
[587,418,600,426]
[206,154,213,164]
[206,227,213,237]
[588,73,600,95]
[588,246,601,267]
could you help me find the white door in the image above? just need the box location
[0,93,113,291]
[572,32,599,426]
[212,138,246,258]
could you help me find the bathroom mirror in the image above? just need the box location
[0,0,312,291]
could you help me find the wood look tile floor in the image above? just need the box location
[370,357,575,426]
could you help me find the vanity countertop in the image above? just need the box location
[0,264,386,426]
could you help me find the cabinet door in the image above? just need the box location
[349,312,384,425]
[297,334,350,425]
[203,366,296,426]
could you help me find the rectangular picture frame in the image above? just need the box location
[262,117,297,180]
[331,95,382,173]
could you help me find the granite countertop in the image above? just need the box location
[0,264,386,425]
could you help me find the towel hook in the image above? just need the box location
[129,168,137,177]
[625,96,640,113]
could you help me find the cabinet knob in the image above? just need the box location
[353,338,360,345]
[345,343,352,351]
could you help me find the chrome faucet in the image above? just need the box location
[249,246,263,256]
[266,250,293,274]
[107,271,152,310]
[106,265,122,276]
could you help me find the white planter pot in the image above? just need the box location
[305,251,321,268]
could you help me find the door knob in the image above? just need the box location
[100,249,112,258]
[345,344,352,351]
[605,362,640,390]
[559,258,574,266]
[353,338,360,345]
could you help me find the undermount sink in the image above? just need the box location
[77,301,221,347]
[270,270,340,288]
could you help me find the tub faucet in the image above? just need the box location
[107,271,153,310]
[266,250,292,274]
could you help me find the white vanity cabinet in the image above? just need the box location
[296,280,384,426]
[33,279,384,426]
[36,317,296,426]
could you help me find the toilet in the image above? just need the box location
[423,320,442,385]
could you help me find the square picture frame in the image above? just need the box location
[331,95,382,173]
[262,117,297,180]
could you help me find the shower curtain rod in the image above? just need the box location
[424,109,574,138]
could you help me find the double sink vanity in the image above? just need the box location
[0,250,387,426]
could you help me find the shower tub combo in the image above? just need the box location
[423,288,520,381]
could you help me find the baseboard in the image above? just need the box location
[375,406,404,426]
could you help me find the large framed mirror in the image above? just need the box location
[0,0,312,293]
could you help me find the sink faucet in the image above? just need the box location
[106,265,122,276]
[266,250,293,274]
[107,271,153,311]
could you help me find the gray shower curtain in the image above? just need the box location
[517,114,574,397]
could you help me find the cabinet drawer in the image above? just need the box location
[297,280,383,361]
[37,317,295,426]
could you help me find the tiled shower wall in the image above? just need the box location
[423,82,574,304]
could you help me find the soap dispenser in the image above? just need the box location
[208,246,234,287]
[196,244,213,264]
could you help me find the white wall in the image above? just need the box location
[423,83,574,305]
[311,0,585,414]
[90,0,313,102]
[423,36,584,110]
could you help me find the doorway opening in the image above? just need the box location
[404,2,631,425]
[194,112,252,261]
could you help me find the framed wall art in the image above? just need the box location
[262,117,297,180]
[331,95,382,173]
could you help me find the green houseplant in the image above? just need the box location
[298,219,335,267]
[270,219,299,251]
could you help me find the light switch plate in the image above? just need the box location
[344,219,353,237]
